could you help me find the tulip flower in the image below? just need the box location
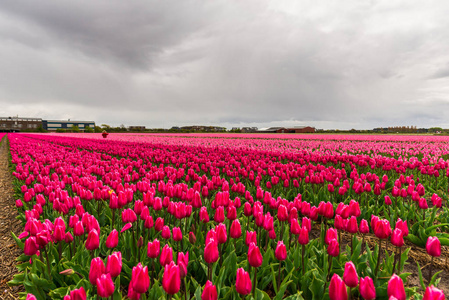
[202,280,217,300]
[235,268,252,296]
[85,229,100,251]
[325,228,338,245]
[387,274,406,300]
[275,241,287,289]
[26,294,37,300]
[173,227,182,242]
[131,263,150,294]
[177,251,189,278]
[105,229,119,249]
[246,231,257,246]
[89,257,105,286]
[127,283,141,300]
[161,226,171,240]
[426,236,441,257]
[423,285,445,300]
[148,239,161,259]
[359,276,376,300]
[96,273,115,298]
[298,226,309,245]
[24,237,39,256]
[329,273,347,300]
[426,236,441,282]
[216,223,227,244]
[162,261,181,295]
[69,287,87,300]
[106,251,122,277]
[230,219,242,239]
[343,261,358,288]
[160,244,173,266]
[248,242,263,296]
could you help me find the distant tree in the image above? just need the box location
[429,127,443,133]
[84,126,94,133]
[56,128,66,133]
[94,126,102,133]
[36,125,47,133]
[71,125,80,133]
[101,124,111,130]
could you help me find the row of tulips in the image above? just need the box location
[7,132,449,299]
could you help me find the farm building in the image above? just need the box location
[0,116,42,132]
[43,119,95,132]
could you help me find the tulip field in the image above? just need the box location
[7,132,449,299]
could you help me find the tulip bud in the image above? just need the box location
[391,228,404,248]
[202,280,217,300]
[189,231,197,244]
[85,229,100,250]
[96,273,115,298]
[248,243,263,267]
[161,226,171,240]
[204,239,219,264]
[106,229,119,249]
[298,226,309,245]
[423,285,445,300]
[343,261,358,288]
[160,244,173,266]
[387,274,406,300]
[70,287,87,300]
[235,268,252,295]
[275,241,287,261]
[162,261,181,295]
[360,219,369,234]
[216,223,227,244]
[329,274,347,300]
[325,228,338,245]
[89,257,105,286]
[327,239,340,257]
[106,251,122,277]
[245,231,257,246]
[230,220,242,239]
[131,263,150,294]
[24,237,39,256]
[426,236,441,257]
[359,276,376,300]
[177,251,189,278]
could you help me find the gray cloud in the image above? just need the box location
[1,0,449,129]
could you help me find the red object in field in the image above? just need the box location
[102,131,108,138]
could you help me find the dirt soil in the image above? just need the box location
[0,135,23,299]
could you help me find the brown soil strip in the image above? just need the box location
[0,135,24,299]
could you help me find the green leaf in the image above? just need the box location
[194,285,202,300]
[11,232,25,250]
[425,224,449,235]
[416,262,426,291]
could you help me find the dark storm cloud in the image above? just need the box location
[1,1,449,129]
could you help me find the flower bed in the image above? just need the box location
[8,133,449,299]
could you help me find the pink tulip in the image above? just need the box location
[387,274,405,300]
[235,268,252,295]
[162,261,181,295]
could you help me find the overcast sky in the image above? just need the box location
[1,0,449,130]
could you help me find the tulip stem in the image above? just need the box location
[280,222,284,241]
[326,253,332,282]
[374,238,382,283]
[302,244,305,276]
[43,246,52,280]
[252,267,257,297]
[277,260,282,293]
[392,246,398,275]
[428,256,434,283]
[112,209,115,229]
